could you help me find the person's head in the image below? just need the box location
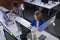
[12,1,18,8]
[34,11,43,21]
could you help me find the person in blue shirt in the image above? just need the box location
[28,11,45,32]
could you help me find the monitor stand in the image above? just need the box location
[30,0,34,2]
[52,1,56,4]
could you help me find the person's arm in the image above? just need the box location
[28,26,32,29]
[28,20,34,29]
[28,26,38,33]
[28,20,38,33]
[10,9,14,13]
[38,18,45,31]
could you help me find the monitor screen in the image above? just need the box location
[41,0,49,4]
[51,0,58,2]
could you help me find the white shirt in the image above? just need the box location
[36,21,39,27]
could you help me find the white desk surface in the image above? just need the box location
[0,11,5,23]
[0,6,9,12]
[0,24,4,40]
[4,21,21,37]
[31,31,59,40]
[15,16,59,40]
[15,17,31,28]
[24,0,60,9]
[0,10,5,40]
[0,10,21,37]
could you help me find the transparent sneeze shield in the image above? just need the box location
[39,15,56,30]
[31,15,56,32]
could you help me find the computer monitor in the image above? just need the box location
[41,0,49,4]
[51,0,58,2]
[30,0,35,2]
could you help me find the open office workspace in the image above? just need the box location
[0,0,60,40]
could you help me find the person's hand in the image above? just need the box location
[27,27,32,29]
[32,29,38,33]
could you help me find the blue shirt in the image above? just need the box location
[31,18,45,31]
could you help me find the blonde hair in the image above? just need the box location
[34,11,43,21]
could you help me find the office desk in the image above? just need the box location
[24,0,60,16]
[15,17,31,28]
[0,7,21,40]
[0,11,5,23]
[6,21,21,40]
[0,6,9,12]
[1,21,21,40]
[15,16,59,40]
[0,23,4,40]
[31,28,59,40]
[5,21,21,37]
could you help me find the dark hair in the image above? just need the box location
[12,2,18,7]
[34,11,43,21]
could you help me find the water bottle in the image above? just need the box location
[33,34,37,40]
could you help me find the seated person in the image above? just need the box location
[10,1,19,15]
[28,11,45,32]
[4,12,17,25]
